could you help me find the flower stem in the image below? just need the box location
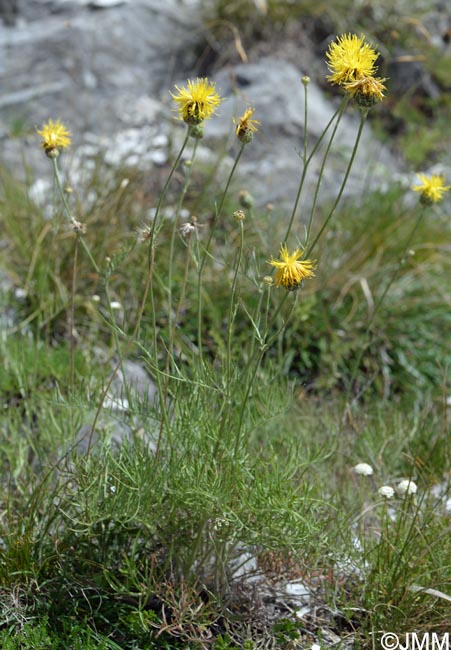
[197,143,245,360]
[155,230,194,458]
[51,156,136,445]
[69,237,78,391]
[303,81,309,167]
[283,98,347,244]
[306,108,367,257]
[226,220,244,391]
[51,157,100,274]
[51,157,72,222]
[305,97,349,245]
[167,137,199,357]
[234,292,298,457]
[87,132,190,456]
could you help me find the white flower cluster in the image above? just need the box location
[377,481,418,499]
[397,480,417,496]
[378,485,395,499]
[353,463,374,476]
[351,462,418,499]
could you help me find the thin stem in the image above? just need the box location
[303,82,309,167]
[200,143,245,271]
[129,129,190,336]
[52,157,100,274]
[263,291,290,341]
[248,206,267,249]
[52,157,72,222]
[197,143,245,359]
[77,235,100,274]
[87,131,191,456]
[69,237,78,391]
[171,233,194,359]
[86,242,156,456]
[52,156,137,421]
[215,274,284,460]
[167,137,199,351]
[226,220,244,390]
[305,97,349,245]
[283,98,346,244]
[246,286,266,364]
[152,274,174,461]
[306,108,367,258]
[263,284,272,340]
[104,281,132,408]
[151,130,191,238]
[229,289,289,397]
[234,293,298,457]
[156,231,194,457]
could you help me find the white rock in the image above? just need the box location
[285,581,310,598]
[29,178,53,206]
[88,0,129,7]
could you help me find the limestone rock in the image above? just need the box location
[0,1,402,217]
[207,57,399,210]
[0,0,200,172]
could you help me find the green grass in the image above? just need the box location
[1,162,450,645]
[1,13,451,643]
[1,371,450,645]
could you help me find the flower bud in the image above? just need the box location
[189,123,204,139]
[234,108,260,145]
[46,147,60,159]
[238,190,254,209]
[236,127,254,144]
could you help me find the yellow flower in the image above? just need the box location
[344,75,387,107]
[37,118,71,155]
[268,244,316,290]
[412,173,451,204]
[326,33,379,86]
[171,78,221,125]
[233,107,260,144]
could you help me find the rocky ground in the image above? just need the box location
[0,0,416,214]
[1,2,450,647]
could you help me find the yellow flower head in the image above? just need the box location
[171,78,221,126]
[344,75,387,107]
[37,118,71,155]
[326,34,379,86]
[233,107,260,144]
[412,173,451,205]
[268,244,316,291]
